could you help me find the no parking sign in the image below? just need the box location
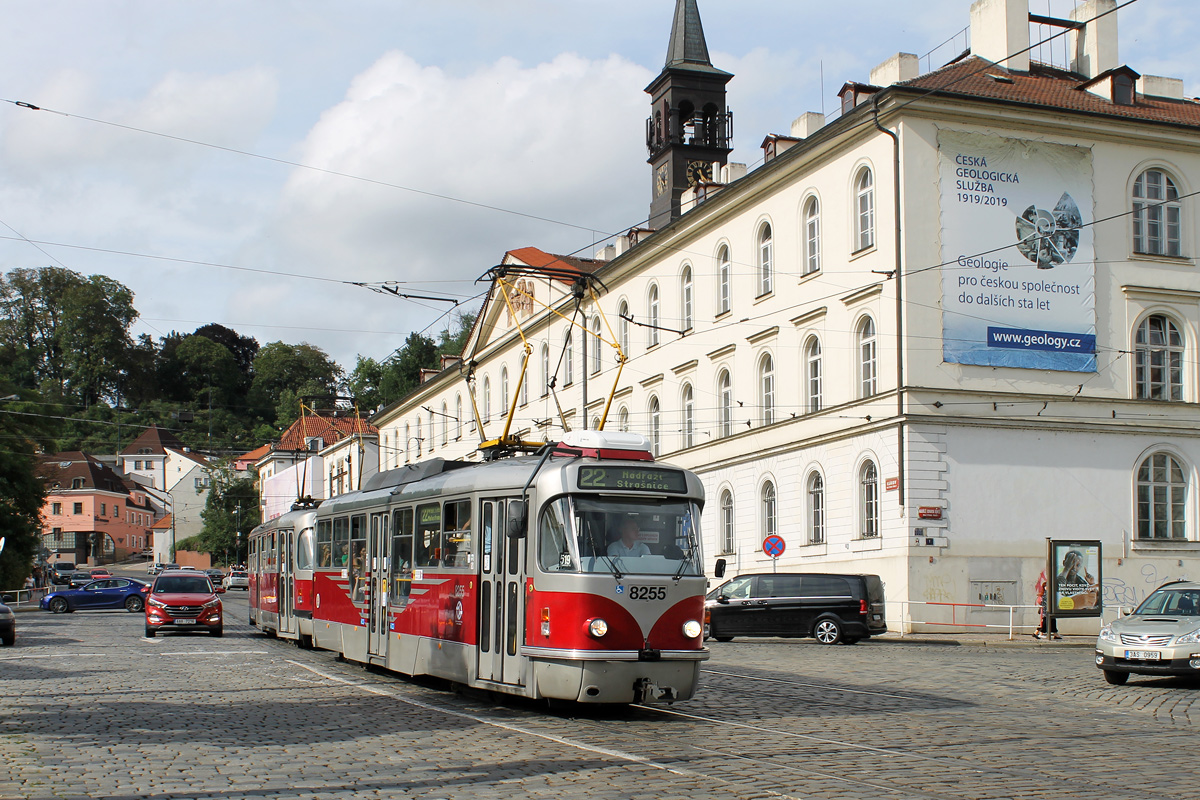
[762,535,785,558]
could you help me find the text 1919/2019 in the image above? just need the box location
[957,192,1008,206]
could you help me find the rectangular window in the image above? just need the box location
[52,502,62,515]
[390,508,414,604]
[332,517,350,567]
[415,503,442,568]
[100,503,106,516]
[443,499,472,568]
[73,503,83,515]
[316,519,333,567]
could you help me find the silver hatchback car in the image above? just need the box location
[1095,580,1200,685]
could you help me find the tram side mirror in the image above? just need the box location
[507,501,527,539]
[714,558,727,579]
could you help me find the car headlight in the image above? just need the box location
[587,618,608,638]
[203,598,221,609]
[1175,628,1200,644]
[682,620,702,639]
[148,597,168,609]
[1097,624,1118,643]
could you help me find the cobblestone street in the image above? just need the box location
[4,593,1200,799]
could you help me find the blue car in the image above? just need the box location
[40,578,149,614]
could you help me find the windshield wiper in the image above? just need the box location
[672,513,698,581]
[585,521,622,580]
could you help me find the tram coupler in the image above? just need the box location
[634,678,676,704]
[637,648,661,661]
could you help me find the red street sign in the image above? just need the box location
[762,535,786,557]
[918,507,943,520]
[885,477,899,491]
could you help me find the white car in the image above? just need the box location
[223,570,249,590]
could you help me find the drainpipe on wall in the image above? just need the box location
[872,95,905,511]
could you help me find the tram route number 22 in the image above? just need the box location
[628,586,667,601]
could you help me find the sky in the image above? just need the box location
[0,0,1194,373]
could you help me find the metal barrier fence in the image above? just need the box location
[890,600,1042,640]
[1,587,46,607]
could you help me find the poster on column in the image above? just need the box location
[938,130,1096,371]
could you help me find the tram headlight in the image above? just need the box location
[587,618,609,638]
[682,620,703,639]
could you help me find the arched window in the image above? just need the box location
[1135,314,1184,401]
[563,332,573,386]
[427,409,435,452]
[520,361,529,406]
[648,396,661,455]
[717,245,731,315]
[718,369,733,438]
[1133,169,1182,257]
[500,366,510,415]
[758,223,773,296]
[806,337,822,413]
[441,402,448,445]
[860,460,879,538]
[590,315,602,374]
[618,405,630,433]
[648,285,660,347]
[855,168,875,251]
[761,480,777,541]
[681,266,694,331]
[618,300,631,358]
[540,344,550,397]
[681,383,694,449]
[804,196,821,274]
[807,471,825,545]
[759,353,775,425]
[720,489,735,554]
[416,418,423,457]
[455,394,463,440]
[482,376,491,422]
[1137,451,1187,539]
[858,317,877,398]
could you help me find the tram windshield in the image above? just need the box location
[538,495,702,577]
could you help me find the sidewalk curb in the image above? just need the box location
[876,634,1092,648]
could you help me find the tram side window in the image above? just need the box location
[415,503,442,568]
[539,497,575,572]
[297,528,314,571]
[316,519,333,568]
[332,517,350,568]
[349,514,367,600]
[443,499,472,568]
[391,508,414,604]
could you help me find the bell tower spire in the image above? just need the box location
[645,0,733,229]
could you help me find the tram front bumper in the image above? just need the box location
[529,650,707,704]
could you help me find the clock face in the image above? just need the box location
[686,160,712,186]
[655,164,669,196]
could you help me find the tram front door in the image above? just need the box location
[477,497,526,687]
[368,512,389,659]
[278,528,296,637]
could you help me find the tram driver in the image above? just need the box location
[607,518,650,558]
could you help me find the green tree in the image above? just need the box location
[195,463,260,564]
[249,342,343,425]
[0,386,51,589]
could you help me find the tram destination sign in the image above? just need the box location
[577,466,688,494]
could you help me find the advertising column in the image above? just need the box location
[938,130,1096,372]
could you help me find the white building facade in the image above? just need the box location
[373,0,1200,631]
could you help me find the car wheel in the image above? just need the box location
[1,632,13,646]
[1103,670,1129,685]
[813,616,843,645]
[48,598,69,614]
[210,626,224,638]
[144,626,155,638]
[124,596,144,613]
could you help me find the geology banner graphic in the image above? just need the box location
[938,130,1096,371]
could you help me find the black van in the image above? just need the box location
[705,572,887,644]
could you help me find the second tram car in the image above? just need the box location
[248,507,317,648]
[251,430,710,704]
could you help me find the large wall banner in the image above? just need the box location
[938,130,1096,371]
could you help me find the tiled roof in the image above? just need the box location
[151,514,173,531]
[506,247,606,283]
[276,413,378,452]
[899,57,1200,129]
[120,424,187,456]
[40,452,130,495]
[235,444,271,467]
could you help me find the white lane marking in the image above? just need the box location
[156,650,270,656]
[286,660,801,793]
[703,668,919,700]
[0,649,269,660]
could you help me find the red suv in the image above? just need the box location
[145,571,225,637]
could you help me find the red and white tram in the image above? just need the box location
[252,430,710,704]
[247,506,317,648]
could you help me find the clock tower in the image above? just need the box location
[646,0,733,229]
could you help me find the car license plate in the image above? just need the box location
[1125,650,1160,660]
[174,619,196,625]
